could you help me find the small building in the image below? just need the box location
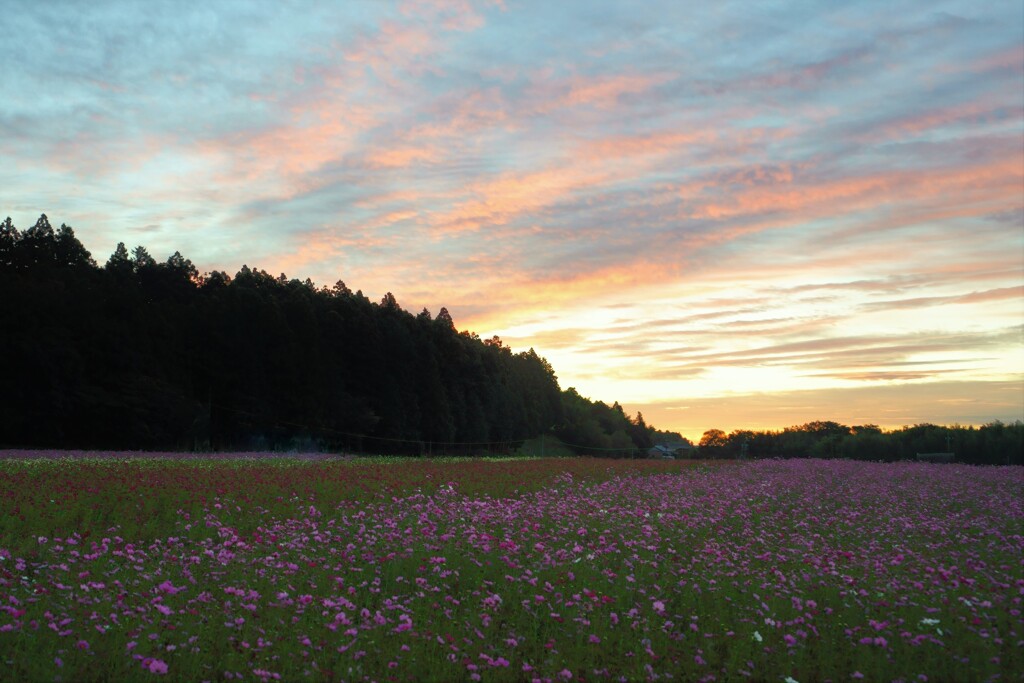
[648,442,694,459]
[916,452,955,463]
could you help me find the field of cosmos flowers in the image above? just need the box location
[0,454,1020,682]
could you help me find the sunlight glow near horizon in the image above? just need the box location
[2,0,1022,442]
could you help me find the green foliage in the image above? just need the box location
[553,389,685,457]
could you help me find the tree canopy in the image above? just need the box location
[694,421,1021,465]
[0,215,676,455]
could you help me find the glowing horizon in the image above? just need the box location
[3,0,1022,442]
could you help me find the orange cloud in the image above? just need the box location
[424,123,773,235]
[430,165,612,233]
[345,21,438,72]
[362,145,443,168]
[857,100,1019,143]
[407,87,512,140]
[352,189,426,210]
[562,73,672,108]
[682,153,1022,226]
[520,70,676,116]
[455,259,678,332]
[415,130,1021,329]
[578,129,718,160]
[267,214,418,280]
[192,91,383,201]
[194,3,499,196]
[956,286,1024,304]
[399,0,501,32]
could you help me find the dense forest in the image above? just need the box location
[697,420,1023,466]
[0,215,679,454]
[2,215,1019,464]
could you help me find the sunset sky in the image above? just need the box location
[3,0,1022,441]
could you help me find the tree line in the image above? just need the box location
[0,214,679,454]
[697,420,1023,465]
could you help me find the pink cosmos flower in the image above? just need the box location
[147,659,168,675]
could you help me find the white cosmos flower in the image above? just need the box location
[752,630,762,642]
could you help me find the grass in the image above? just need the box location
[0,455,1020,682]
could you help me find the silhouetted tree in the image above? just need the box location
[0,217,21,268]
[54,224,94,268]
[331,279,352,297]
[699,429,728,448]
[436,306,455,329]
[106,242,132,274]
[131,245,157,271]
[20,214,56,266]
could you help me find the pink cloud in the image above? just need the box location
[681,152,1022,226]
[456,259,679,332]
[345,21,439,74]
[955,286,1024,304]
[563,73,672,108]
[193,2,499,195]
[961,45,1024,75]
[429,165,612,233]
[400,0,502,32]
[855,100,1022,144]
[578,130,718,161]
[408,87,512,140]
[525,72,676,114]
[362,145,443,169]
[352,189,426,210]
